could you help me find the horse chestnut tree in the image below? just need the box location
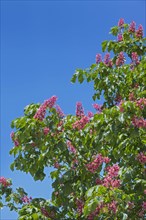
[1,19,146,219]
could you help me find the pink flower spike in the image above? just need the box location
[87,111,94,118]
[0,177,11,187]
[14,139,19,147]
[93,103,102,112]
[43,127,50,135]
[116,52,125,66]
[55,104,64,118]
[96,54,102,64]
[117,34,123,42]
[118,18,124,27]
[129,21,136,33]
[136,24,143,38]
[76,102,84,117]
[10,131,15,139]
[21,196,32,203]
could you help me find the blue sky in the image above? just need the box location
[1,0,145,219]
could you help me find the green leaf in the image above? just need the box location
[71,73,77,83]
[102,40,108,52]
[110,26,119,36]
[50,170,60,180]
[32,213,39,220]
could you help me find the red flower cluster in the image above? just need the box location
[103,53,113,67]
[87,203,104,220]
[55,104,64,118]
[93,103,102,112]
[72,116,89,130]
[43,127,50,135]
[106,164,120,177]
[76,102,84,117]
[136,98,146,110]
[136,24,143,38]
[131,52,140,66]
[87,111,94,118]
[34,96,57,120]
[108,200,117,214]
[21,196,32,203]
[10,132,20,147]
[115,94,122,104]
[137,152,146,164]
[87,201,117,219]
[86,154,110,173]
[67,141,77,154]
[129,92,135,101]
[118,18,124,27]
[102,164,120,188]
[0,177,11,187]
[76,199,84,215]
[54,161,60,169]
[132,116,146,128]
[139,201,146,217]
[118,100,124,112]
[116,52,125,66]
[128,21,136,33]
[117,33,123,42]
[41,207,49,217]
[95,54,102,64]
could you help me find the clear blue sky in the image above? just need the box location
[1,1,145,219]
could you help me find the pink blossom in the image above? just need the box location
[128,21,136,33]
[87,203,104,220]
[54,161,60,169]
[117,100,124,112]
[136,24,143,38]
[118,18,124,27]
[117,33,123,42]
[43,127,50,135]
[95,178,103,185]
[86,154,103,173]
[67,141,77,154]
[144,190,146,194]
[106,164,120,177]
[34,96,57,120]
[72,116,89,130]
[76,102,84,117]
[115,94,122,104]
[96,54,102,64]
[14,139,19,147]
[87,111,94,118]
[116,52,125,66]
[10,131,15,139]
[93,103,102,112]
[55,104,64,117]
[132,116,146,128]
[0,177,11,187]
[129,92,135,101]
[76,199,84,215]
[103,157,111,163]
[131,52,140,65]
[41,207,49,217]
[104,53,113,67]
[137,152,146,164]
[108,200,117,213]
[103,176,120,188]
[21,196,32,203]
[136,98,146,110]
[139,210,144,217]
